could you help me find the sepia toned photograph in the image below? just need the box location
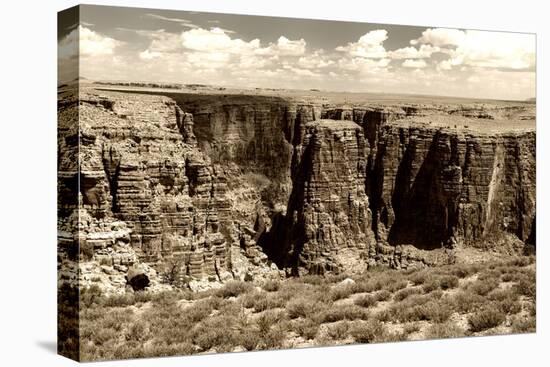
[57,4,536,362]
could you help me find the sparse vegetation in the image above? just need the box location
[77,257,536,361]
[468,306,506,332]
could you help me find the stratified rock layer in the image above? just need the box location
[58,87,536,280]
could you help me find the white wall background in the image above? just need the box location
[0,0,546,366]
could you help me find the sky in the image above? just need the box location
[58,5,536,101]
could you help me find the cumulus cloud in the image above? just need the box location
[402,59,427,68]
[389,44,440,59]
[271,36,306,56]
[412,28,466,46]
[336,29,388,58]
[79,26,121,56]
[139,49,162,60]
[413,28,535,70]
[180,27,260,53]
[58,26,79,60]
[297,51,334,69]
[338,57,391,73]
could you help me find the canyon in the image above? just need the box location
[57,85,536,292]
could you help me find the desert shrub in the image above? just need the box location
[124,320,149,342]
[421,279,440,293]
[80,285,103,307]
[145,342,196,358]
[487,288,515,302]
[299,275,326,286]
[240,290,263,308]
[477,269,501,282]
[445,263,480,279]
[388,296,451,323]
[217,280,253,298]
[185,298,218,323]
[149,290,190,306]
[426,322,464,339]
[386,279,409,293]
[451,290,485,313]
[501,273,515,282]
[420,301,453,323]
[514,271,536,298]
[402,322,421,335]
[506,256,534,267]
[375,290,392,302]
[410,271,430,285]
[236,329,260,351]
[262,279,281,292]
[511,315,536,333]
[468,306,506,332]
[320,304,370,323]
[101,293,138,308]
[329,284,358,301]
[349,320,388,343]
[259,326,286,350]
[375,309,392,322]
[293,318,319,340]
[394,287,423,302]
[286,298,311,319]
[438,275,460,290]
[191,315,238,352]
[99,309,134,332]
[326,321,350,340]
[353,279,382,293]
[92,327,118,346]
[526,301,536,317]
[467,278,500,296]
[264,292,288,309]
[257,309,286,335]
[354,294,378,308]
[497,298,522,314]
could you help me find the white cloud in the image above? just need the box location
[297,51,334,69]
[412,28,466,46]
[437,59,453,71]
[79,26,121,57]
[414,28,535,70]
[60,26,121,59]
[336,29,388,58]
[58,27,78,60]
[181,27,260,53]
[272,36,306,56]
[389,44,440,59]
[338,57,391,73]
[139,49,162,60]
[402,59,428,68]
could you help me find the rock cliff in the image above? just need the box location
[58,87,536,288]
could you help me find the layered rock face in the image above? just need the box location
[59,87,536,282]
[58,90,234,285]
[163,93,535,271]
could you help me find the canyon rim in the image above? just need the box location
[57,4,536,362]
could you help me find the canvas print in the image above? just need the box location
[57,4,536,362]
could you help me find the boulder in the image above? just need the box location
[127,265,150,291]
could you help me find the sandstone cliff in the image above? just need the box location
[58,87,536,287]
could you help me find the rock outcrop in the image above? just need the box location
[58,87,536,286]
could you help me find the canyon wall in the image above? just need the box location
[58,88,536,282]
[160,93,535,272]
